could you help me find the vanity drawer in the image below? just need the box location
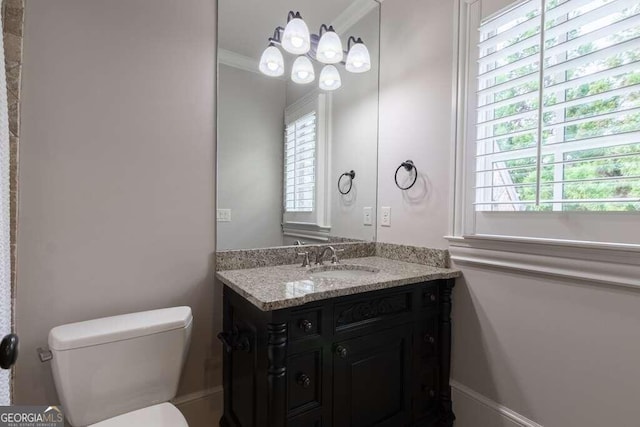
[333,289,413,333]
[288,307,323,341]
[287,349,323,415]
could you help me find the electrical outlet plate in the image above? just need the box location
[217,209,232,222]
[363,207,373,226]
[381,207,391,227]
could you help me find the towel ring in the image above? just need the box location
[338,170,356,195]
[395,160,417,190]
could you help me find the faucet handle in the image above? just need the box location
[331,249,345,264]
[297,252,310,267]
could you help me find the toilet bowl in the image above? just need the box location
[48,307,192,426]
[89,403,187,427]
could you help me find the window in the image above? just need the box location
[476,0,640,212]
[453,0,640,245]
[282,91,331,240]
[285,111,316,213]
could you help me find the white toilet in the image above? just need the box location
[48,306,193,427]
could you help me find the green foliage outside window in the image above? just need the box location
[485,3,640,211]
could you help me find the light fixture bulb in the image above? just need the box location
[319,65,342,91]
[316,29,344,64]
[291,56,315,84]
[282,14,311,55]
[346,41,371,73]
[259,45,285,77]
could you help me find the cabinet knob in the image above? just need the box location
[422,385,436,398]
[299,319,313,333]
[428,294,436,302]
[424,334,435,344]
[335,345,348,358]
[297,373,311,388]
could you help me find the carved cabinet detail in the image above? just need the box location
[220,279,456,427]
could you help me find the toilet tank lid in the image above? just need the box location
[49,306,192,351]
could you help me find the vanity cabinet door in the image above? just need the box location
[332,325,412,427]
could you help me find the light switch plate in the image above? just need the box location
[381,207,391,227]
[217,209,231,222]
[363,207,373,226]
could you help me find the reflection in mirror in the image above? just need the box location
[217,0,380,250]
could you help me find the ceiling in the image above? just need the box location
[219,0,359,59]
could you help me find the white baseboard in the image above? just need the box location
[172,386,223,407]
[451,380,543,427]
[172,383,543,427]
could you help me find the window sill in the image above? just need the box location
[282,222,331,241]
[445,235,640,289]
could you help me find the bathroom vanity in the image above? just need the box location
[217,255,460,427]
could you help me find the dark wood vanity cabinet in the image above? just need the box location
[219,279,455,427]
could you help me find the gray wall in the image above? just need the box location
[329,9,380,242]
[217,65,285,250]
[16,0,219,424]
[377,0,454,249]
[378,0,640,426]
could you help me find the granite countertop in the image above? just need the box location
[216,256,461,311]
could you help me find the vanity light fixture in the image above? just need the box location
[259,44,285,77]
[316,25,343,64]
[345,37,371,73]
[281,11,311,55]
[291,56,315,84]
[319,65,342,91]
[258,11,370,90]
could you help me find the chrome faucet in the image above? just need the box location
[298,246,344,267]
[316,246,343,265]
[297,251,311,267]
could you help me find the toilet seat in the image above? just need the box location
[89,403,188,427]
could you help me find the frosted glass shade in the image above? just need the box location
[291,56,315,84]
[346,42,371,73]
[282,17,311,55]
[259,45,285,77]
[316,30,344,64]
[319,65,342,91]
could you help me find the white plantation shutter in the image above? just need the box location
[476,0,640,212]
[285,112,316,212]
[476,0,543,210]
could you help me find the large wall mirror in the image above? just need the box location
[217,0,380,250]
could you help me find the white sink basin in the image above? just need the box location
[308,265,380,280]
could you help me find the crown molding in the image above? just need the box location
[218,49,260,75]
[333,0,379,34]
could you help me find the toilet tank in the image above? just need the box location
[48,307,192,427]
